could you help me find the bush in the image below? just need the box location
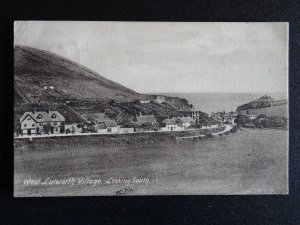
[234,114,251,126]
[252,115,287,128]
[267,116,287,128]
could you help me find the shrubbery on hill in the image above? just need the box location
[252,114,287,128]
[234,114,252,126]
[234,113,287,129]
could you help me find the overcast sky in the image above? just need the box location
[15,21,288,94]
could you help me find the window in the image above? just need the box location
[51,114,57,118]
[55,128,58,132]
[53,122,57,125]
[37,114,42,119]
[32,124,35,127]
[24,123,27,127]
[107,128,112,133]
[27,117,31,120]
[39,123,43,126]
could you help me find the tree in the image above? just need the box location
[133,99,140,105]
[43,123,51,134]
[109,99,115,105]
[59,122,65,133]
[121,120,135,128]
[267,116,286,127]
[252,115,287,128]
[234,114,251,126]
[15,123,21,136]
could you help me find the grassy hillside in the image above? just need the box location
[14,45,197,124]
[236,95,287,112]
[14,45,145,104]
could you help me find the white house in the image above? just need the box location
[94,120,119,134]
[81,113,119,134]
[118,127,135,134]
[20,110,65,135]
[96,122,107,134]
[104,120,119,133]
[210,124,219,129]
[178,116,195,128]
[161,118,184,132]
[20,113,37,135]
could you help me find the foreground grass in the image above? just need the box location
[14,129,288,196]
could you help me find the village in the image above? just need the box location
[15,94,288,139]
[15,101,238,138]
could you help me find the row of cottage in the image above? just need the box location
[18,109,221,136]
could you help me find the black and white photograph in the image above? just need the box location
[14,21,288,197]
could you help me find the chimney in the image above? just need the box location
[140,111,142,116]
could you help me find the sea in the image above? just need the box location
[160,92,288,114]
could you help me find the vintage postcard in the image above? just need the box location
[14,21,288,196]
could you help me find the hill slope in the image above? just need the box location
[14,45,145,104]
[14,45,196,125]
[236,95,288,118]
[236,95,287,112]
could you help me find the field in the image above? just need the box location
[240,104,288,118]
[14,128,288,196]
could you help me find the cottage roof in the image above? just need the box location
[20,112,38,123]
[179,117,195,123]
[49,111,65,122]
[35,111,52,122]
[210,118,221,125]
[162,118,176,125]
[96,122,106,129]
[103,120,118,128]
[136,115,156,124]
[81,113,107,123]
[20,111,65,123]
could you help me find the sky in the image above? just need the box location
[14,21,288,94]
